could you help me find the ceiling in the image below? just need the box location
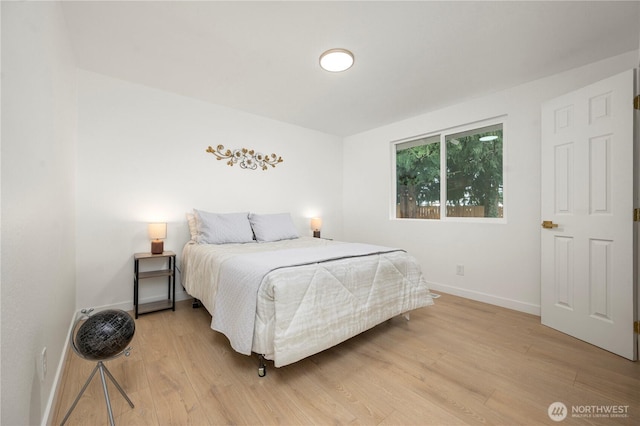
[60,1,640,137]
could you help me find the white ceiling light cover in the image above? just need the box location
[319,49,354,72]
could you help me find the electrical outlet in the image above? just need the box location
[456,264,465,276]
[41,347,47,381]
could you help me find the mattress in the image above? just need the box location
[182,237,434,367]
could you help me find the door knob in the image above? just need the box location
[541,221,558,229]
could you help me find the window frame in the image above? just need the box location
[391,116,507,223]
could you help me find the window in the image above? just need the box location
[396,135,441,219]
[394,120,504,220]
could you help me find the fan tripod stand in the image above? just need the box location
[60,359,134,426]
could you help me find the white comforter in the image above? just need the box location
[182,237,434,367]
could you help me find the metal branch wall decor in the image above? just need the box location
[206,145,284,170]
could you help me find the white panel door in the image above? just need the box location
[541,69,637,360]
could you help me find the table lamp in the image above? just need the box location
[148,223,167,254]
[311,217,322,238]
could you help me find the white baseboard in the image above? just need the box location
[42,309,81,426]
[427,281,541,316]
[79,289,193,313]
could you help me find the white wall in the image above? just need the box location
[343,50,638,315]
[75,71,343,310]
[1,2,77,424]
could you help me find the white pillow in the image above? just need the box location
[186,212,198,241]
[193,209,254,244]
[249,213,299,242]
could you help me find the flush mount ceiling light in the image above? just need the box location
[319,48,354,72]
[479,135,499,142]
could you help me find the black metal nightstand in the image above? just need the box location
[133,251,176,319]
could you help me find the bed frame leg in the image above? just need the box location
[192,298,201,309]
[257,354,267,377]
[403,312,411,321]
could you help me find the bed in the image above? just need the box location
[181,210,435,375]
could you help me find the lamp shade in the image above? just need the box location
[310,217,322,231]
[148,223,167,240]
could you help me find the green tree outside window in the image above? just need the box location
[395,123,503,219]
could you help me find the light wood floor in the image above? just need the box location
[51,293,639,425]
